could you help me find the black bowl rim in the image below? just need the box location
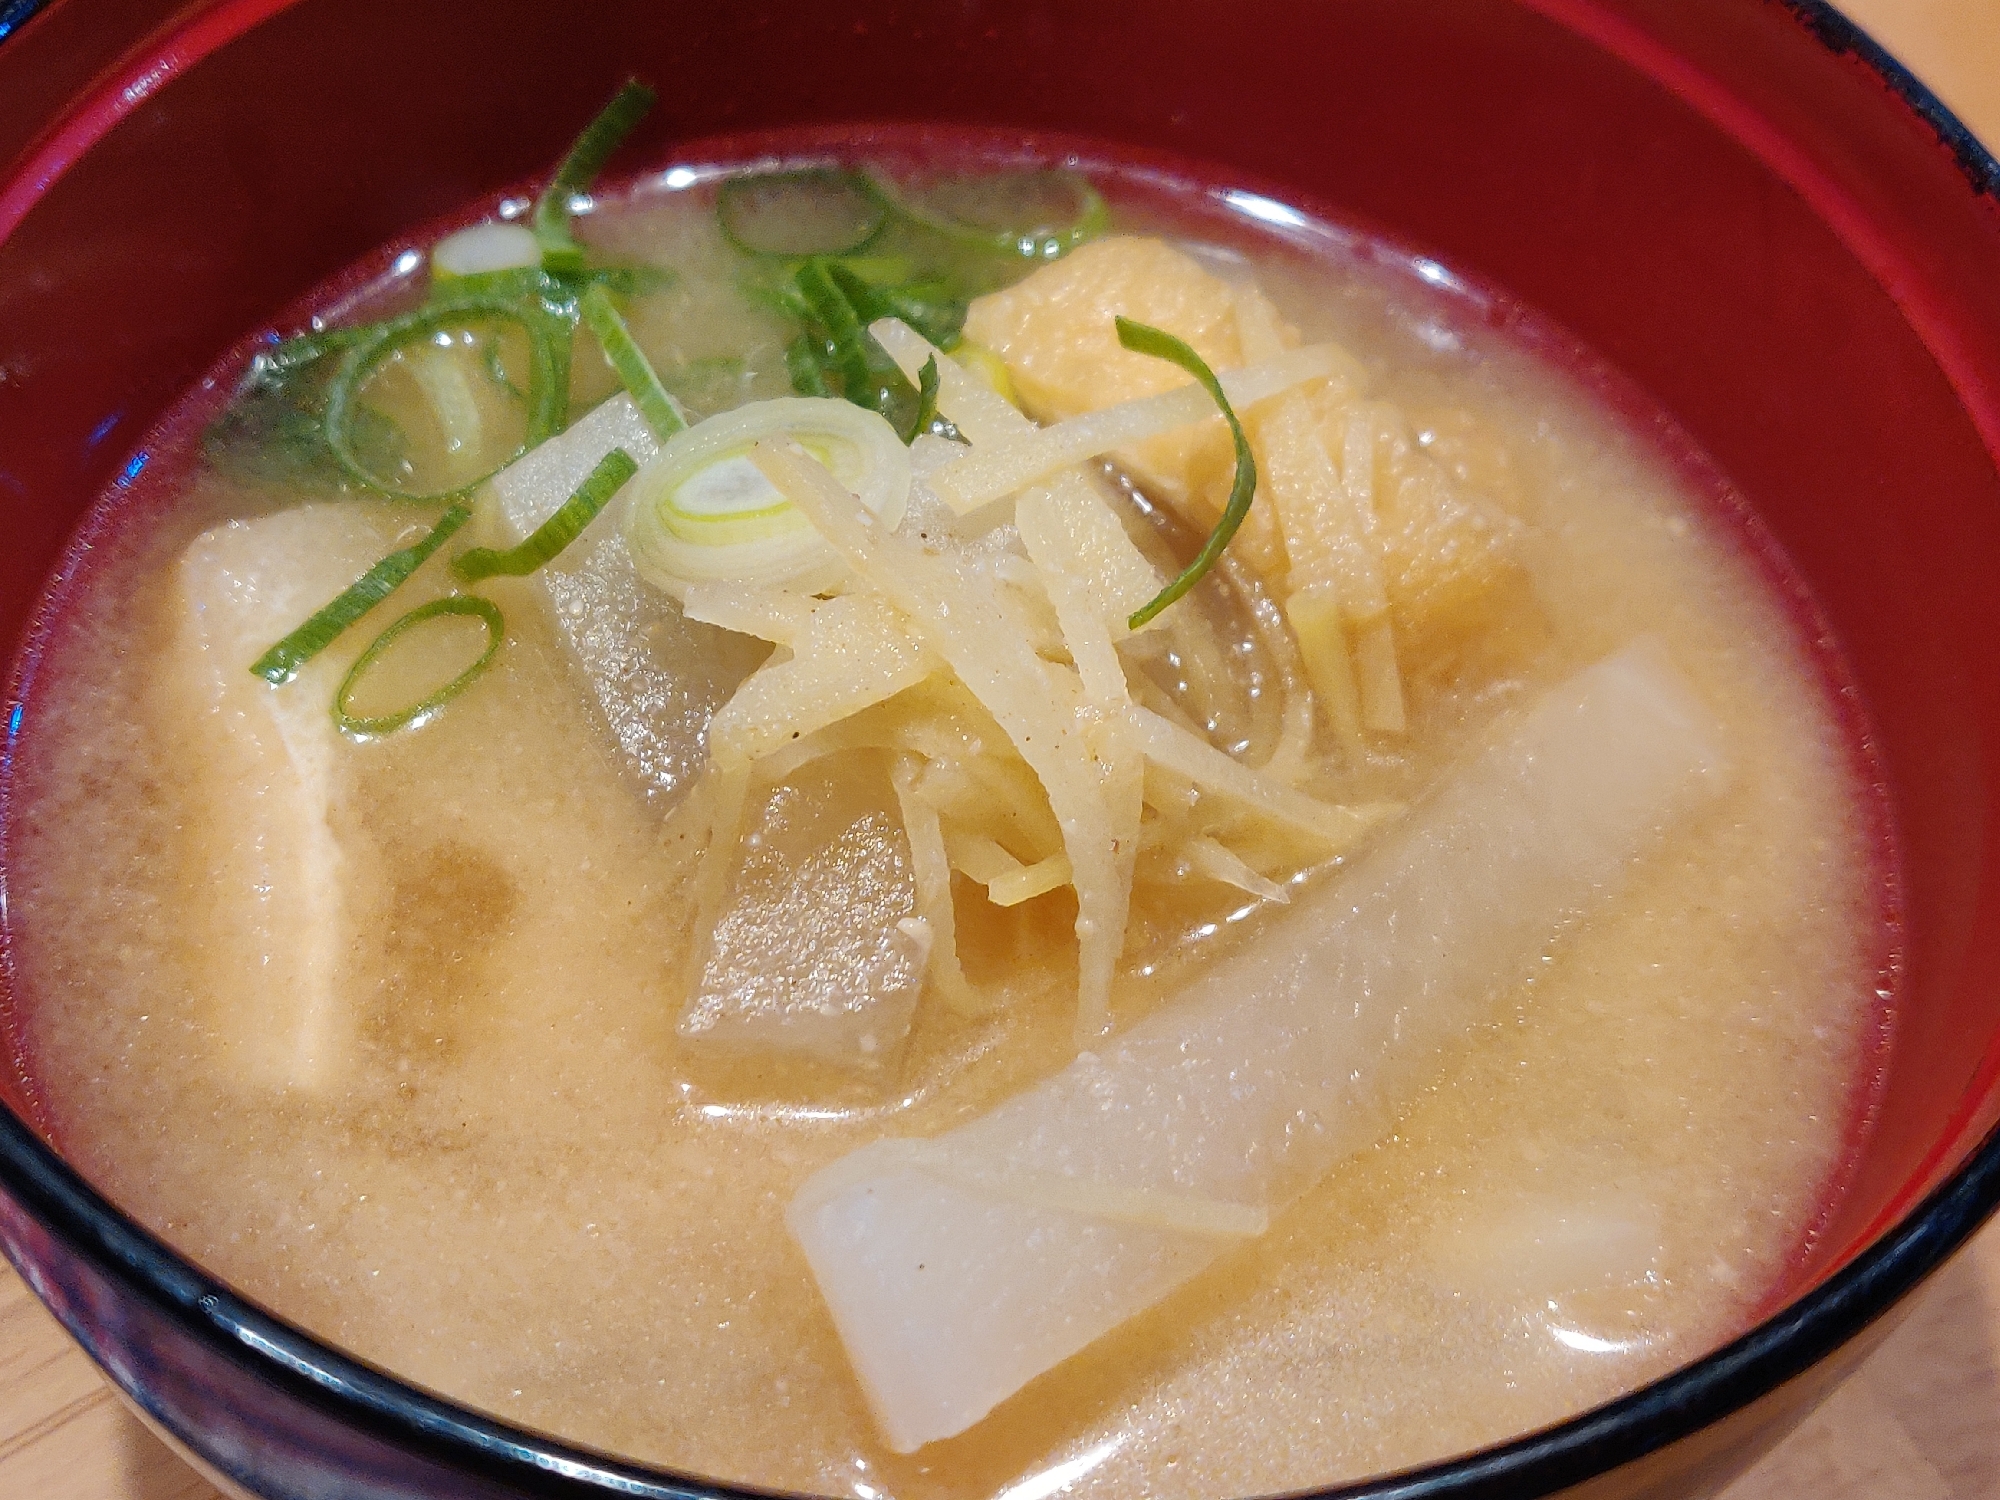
[1,1,1999,1497]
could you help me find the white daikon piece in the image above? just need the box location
[788,639,1730,1451]
[682,764,930,1068]
[169,503,410,1092]
[488,394,756,799]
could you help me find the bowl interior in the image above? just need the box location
[3,0,2000,1474]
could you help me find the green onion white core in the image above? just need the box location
[624,397,911,599]
[432,222,542,281]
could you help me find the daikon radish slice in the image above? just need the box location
[490,391,661,536]
[788,640,1729,1452]
[487,393,755,798]
[682,760,929,1068]
[170,503,410,1092]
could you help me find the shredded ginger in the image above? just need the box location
[639,261,1457,1052]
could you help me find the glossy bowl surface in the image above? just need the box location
[4,2,2000,1497]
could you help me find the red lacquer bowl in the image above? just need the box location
[3,2,1999,1497]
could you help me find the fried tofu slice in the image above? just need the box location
[168,503,411,1093]
[964,237,1293,574]
[1342,402,1530,670]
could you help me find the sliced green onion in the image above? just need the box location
[249,503,473,684]
[865,168,1108,259]
[334,595,505,737]
[743,276,813,325]
[323,296,565,501]
[578,283,686,439]
[873,280,967,350]
[623,397,911,600]
[1116,316,1257,629]
[821,261,966,353]
[820,254,915,286]
[786,336,834,398]
[902,354,962,443]
[533,79,657,277]
[482,336,526,399]
[586,263,676,299]
[246,325,369,389]
[453,448,639,582]
[793,259,945,436]
[432,221,541,281]
[420,263,668,324]
[912,355,943,439]
[718,169,888,258]
[796,259,877,399]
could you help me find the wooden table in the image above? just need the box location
[6,0,2000,1495]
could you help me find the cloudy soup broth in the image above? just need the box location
[2,120,1892,1500]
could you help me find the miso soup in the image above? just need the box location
[0,99,1892,1500]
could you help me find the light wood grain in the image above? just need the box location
[4,0,2000,1496]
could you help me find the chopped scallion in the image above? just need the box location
[790,259,952,440]
[718,169,887,258]
[533,79,657,277]
[786,336,834,398]
[334,595,506,737]
[864,168,1108,259]
[1116,316,1258,629]
[453,448,640,582]
[246,326,369,389]
[322,296,566,502]
[796,259,877,400]
[824,261,965,353]
[578,283,686,439]
[586,263,676,299]
[912,355,943,439]
[249,503,473,684]
[431,221,541,282]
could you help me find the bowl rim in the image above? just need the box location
[3,1,2000,1496]
[0,0,47,49]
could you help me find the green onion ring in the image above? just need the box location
[534,79,658,277]
[796,259,876,397]
[579,284,686,439]
[322,296,565,502]
[334,595,506,737]
[1116,316,1258,629]
[786,336,834,398]
[453,448,640,583]
[249,325,370,387]
[864,168,1108,259]
[250,503,473,684]
[911,354,943,441]
[717,169,888,259]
